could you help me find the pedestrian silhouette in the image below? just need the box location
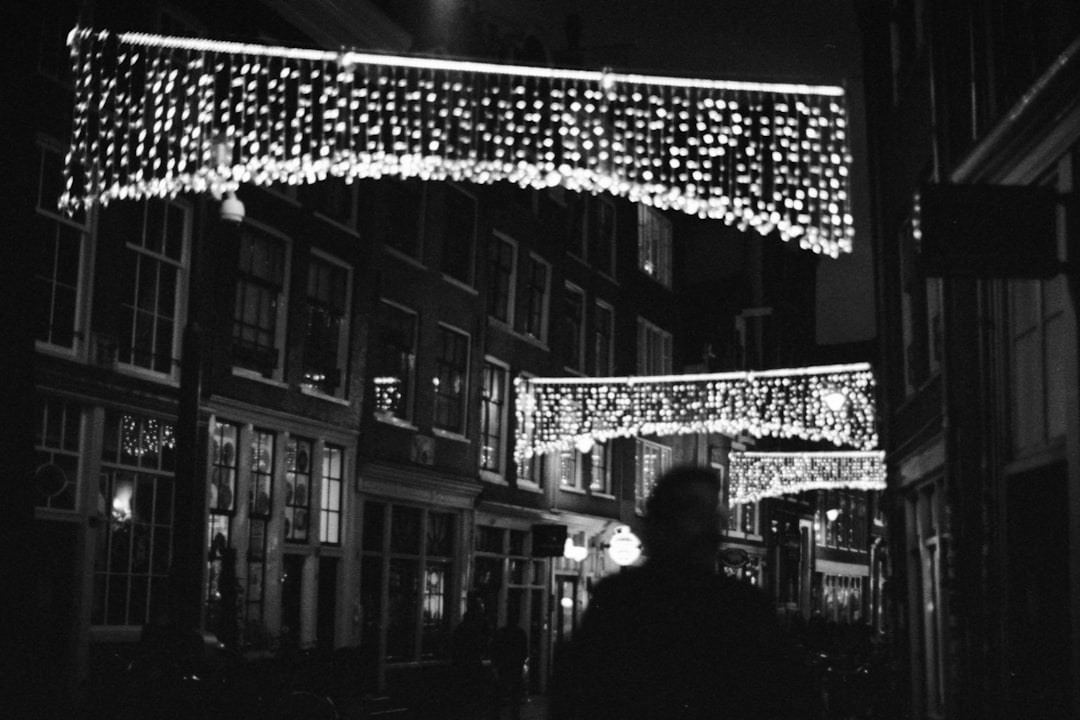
[492,620,529,720]
[450,593,496,719]
[549,465,820,720]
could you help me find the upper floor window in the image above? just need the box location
[637,205,672,288]
[636,439,672,514]
[558,449,584,491]
[234,227,289,380]
[637,318,673,375]
[488,231,517,324]
[589,197,617,276]
[593,301,614,376]
[432,324,470,435]
[515,253,550,342]
[386,179,425,259]
[727,501,760,538]
[441,184,478,286]
[1010,276,1069,453]
[100,199,190,379]
[302,252,351,398]
[480,360,509,477]
[321,445,344,545]
[95,411,176,626]
[33,143,88,353]
[562,284,586,372]
[372,300,417,422]
[33,396,82,512]
[900,218,942,394]
[589,441,611,495]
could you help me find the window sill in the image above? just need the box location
[559,485,587,495]
[375,413,417,430]
[515,481,544,493]
[480,471,509,485]
[441,274,478,295]
[384,246,426,269]
[515,333,550,351]
[116,363,181,388]
[589,491,615,500]
[232,367,288,388]
[299,386,351,406]
[312,210,359,236]
[35,340,84,362]
[432,428,470,443]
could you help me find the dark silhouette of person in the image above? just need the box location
[549,465,820,720]
[450,593,495,718]
[492,620,529,719]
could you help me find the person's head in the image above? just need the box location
[642,465,723,570]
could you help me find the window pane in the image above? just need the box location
[303,256,350,395]
[442,186,476,284]
[373,302,416,419]
[433,326,469,434]
[285,438,313,542]
[320,445,344,545]
[233,230,286,377]
[481,363,506,472]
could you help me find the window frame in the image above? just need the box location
[635,438,672,515]
[637,317,673,375]
[487,231,518,326]
[593,300,615,376]
[432,322,471,437]
[515,252,551,344]
[300,249,353,400]
[372,299,419,425]
[480,357,510,481]
[440,183,479,288]
[588,196,617,277]
[562,283,586,373]
[637,205,673,288]
[231,222,291,384]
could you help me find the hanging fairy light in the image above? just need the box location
[59,26,856,256]
[514,363,878,461]
[728,450,886,504]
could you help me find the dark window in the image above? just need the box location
[488,233,516,323]
[234,229,286,377]
[442,185,477,285]
[515,255,550,341]
[385,179,424,258]
[433,326,469,434]
[302,255,350,395]
[480,362,507,473]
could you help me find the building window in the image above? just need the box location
[98,199,190,377]
[302,252,351,397]
[516,449,546,490]
[558,449,584,491]
[635,439,672,514]
[433,324,470,435]
[320,445,344,545]
[515,253,551,342]
[441,184,477,286]
[567,192,588,259]
[33,143,87,352]
[488,232,517,324]
[385,179,425,258]
[33,396,82,512]
[362,502,456,663]
[245,429,275,631]
[637,317,673,374]
[900,219,941,394]
[94,411,176,626]
[234,227,288,379]
[589,441,611,494]
[1009,276,1068,453]
[372,300,417,421]
[589,197,617,276]
[480,360,508,477]
[562,284,586,372]
[637,205,672,287]
[593,301,614,376]
[727,502,759,537]
[285,437,313,543]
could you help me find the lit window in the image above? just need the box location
[302,253,351,397]
[589,441,611,494]
[637,205,672,287]
[480,361,508,476]
[433,325,470,434]
[246,429,275,629]
[320,445,344,545]
[233,228,288,379]
[33,143,87,352]
[94,411,176,627]
[372,300,417,421]
[516,450,546,490]
[593,302,614,376]
[559,448,583,490]
[285,437,313,543]
[635,439,672,514]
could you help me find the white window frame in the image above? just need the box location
[34,140,92,359]
[480,357,511,482]
[588,441,612,496]
[635,438,672,515]
[637,205,672,288]
[637,317,673,375]
[558,448,586,493]
[300,249,353,401]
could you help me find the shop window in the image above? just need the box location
[33,396,82,512]
[285,437,313,543]
[33,143,88,353]
[480,360,509,477]
[372,300,417,421]
[245,429,274,633]
[727,501,759,538]
[93,412,176,627]
[301,252,351,398]
[233,227,289,380]
[432,324,470,435]
[488,231,517,324]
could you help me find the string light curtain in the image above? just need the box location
[514,363,878,461]
[59,27,855,256]
[728,450,885,504]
